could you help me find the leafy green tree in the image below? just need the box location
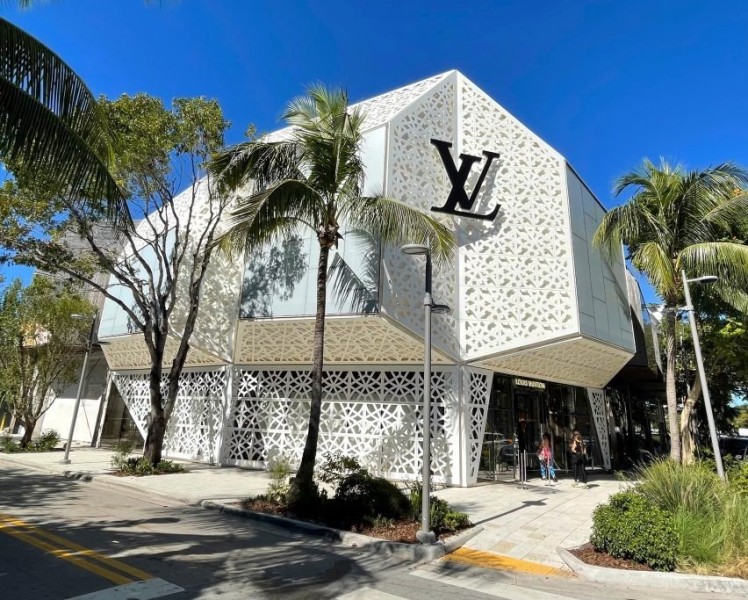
[594,159,748,462]
[0,278,93,447]
[0,15,121,204]
[1,93,231,464]
[210,85,454,502]
[735,405,748,430]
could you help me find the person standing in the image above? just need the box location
[538,432,557,483]
[570,430,588,488]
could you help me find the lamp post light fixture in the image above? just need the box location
[681,271,724,479]
[60,312,97,465]
[400,243,450,544]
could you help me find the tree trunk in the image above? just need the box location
[680,377,702,465]
[291,240,331,501]
[144,361,165,465]
[664,309,682,462]
[19,416,36,448]
[144,410,166,465]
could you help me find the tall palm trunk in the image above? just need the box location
[293,239,332,492]
[680,377,702,465]
[664,309,682,462]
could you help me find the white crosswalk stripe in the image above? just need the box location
[410,569,576,600]
[333,569,579,600]
[335,589,404,599]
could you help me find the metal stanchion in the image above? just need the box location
[517,447,528,489]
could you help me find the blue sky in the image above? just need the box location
[3,0,748,302]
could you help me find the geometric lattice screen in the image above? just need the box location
[587,388,611,470]
[113,369,226,462]
[466,370,492,484]
[223,367,458,482]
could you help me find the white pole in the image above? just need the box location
[61,316,96,464]
[682,270,724,479]
[417,253,436,544]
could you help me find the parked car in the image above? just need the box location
[719,437,748,460]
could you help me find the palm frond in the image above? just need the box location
[679,242,748,291]
[630,241,676,297]
[0,18,121,204]
[209,139,301,194]
[343,195,455,266]
[328,229,379,314]
[703,192,748,232]
[218,179,321,258]
[710,283,748,314]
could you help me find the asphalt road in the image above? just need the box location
[0,464,741,600]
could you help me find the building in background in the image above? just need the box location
[88,71,662,485]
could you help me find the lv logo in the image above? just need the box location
[430,139,501,221]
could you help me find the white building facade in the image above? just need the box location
[95,71,641,486]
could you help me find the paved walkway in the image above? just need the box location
[0,448,626,572]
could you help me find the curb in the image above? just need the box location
[201,500,482,563]
[0,454,198,506]
[557,546,748,594]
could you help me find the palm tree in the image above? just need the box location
[211,85,454,501]
[0,17,121,203]
[594,159,748,462]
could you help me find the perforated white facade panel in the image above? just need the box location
[103,71,636,486]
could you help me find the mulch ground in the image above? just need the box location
[240,498,428,543]
[569,543,653,572]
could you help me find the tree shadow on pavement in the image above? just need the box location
[0,468,411,599]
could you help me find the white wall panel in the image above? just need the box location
[567,167,635,353]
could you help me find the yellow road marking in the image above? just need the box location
[445,547,573,578]
[0,513,153,584]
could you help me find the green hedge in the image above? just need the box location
[591,490,677,571]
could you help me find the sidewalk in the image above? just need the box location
[0,448,624,572]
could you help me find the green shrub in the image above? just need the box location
[109,441,183,476]
[728,461,748,497]
[365,476,410,520]
[313,453,410,528]
[591,490,677,571]
[317,452,364,485]
[406,480,472,533]
[134,457,154,476]
[673,507,724,566]
[636,459,724,514]
[33,429,60,451]
[723,494,748,561]
[1,430,60,453]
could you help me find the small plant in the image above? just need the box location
[110,439,135,472]
[266,457,293,504]
[110,440,183,476]
[371,515,395,529]
[155,460,184,474]
[1,434,18,453]
[591,490,677,571]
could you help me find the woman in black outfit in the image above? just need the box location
[569,430,588,488]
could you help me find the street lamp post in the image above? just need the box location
[681,271,724,479]
[60,312,97,465]
[400,244,450,544]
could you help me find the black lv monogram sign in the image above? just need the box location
[430,139,501,221]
